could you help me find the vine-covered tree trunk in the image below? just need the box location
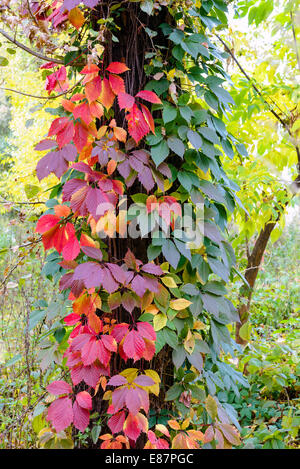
[89,3,174,448]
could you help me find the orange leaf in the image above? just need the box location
[99,78,115,110]
[68,7,85,30]
[168,420,181,431]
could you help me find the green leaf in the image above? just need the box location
[151,140,169,166]
[162,239,180,269]
[179,106,194,123]
[239,322,251,342]
[25,184,40,200]
[91,425,102,444]
[0,56,9,66]
[163,104,177,124]
[165,383,184,401]
[167,136,185,157]
[187,130,203,150]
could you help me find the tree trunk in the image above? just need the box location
[235,209,285,344]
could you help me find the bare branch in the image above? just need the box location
[0,28,63,64]
[0,77,83,100]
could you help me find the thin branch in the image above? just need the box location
[27,0,39,27]
[0,77,83,100]
[215,33,293,135]
[0,200,45,205]
[0,28,63,64]
[215,32,300,171]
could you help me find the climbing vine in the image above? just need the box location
[9,0,250,449]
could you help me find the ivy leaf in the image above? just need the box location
[106,62,129,74]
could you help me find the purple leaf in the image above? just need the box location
[81,245,103,261]
[102,267,119,293]
[73,262,103,289]
[35,139,57,151]
[138,166,155,191]
[107,263,126,284]
[141,263,163,275]
[133,375,155,386]
[108,375,128,387]
[36,150,68,181]
[60,143,77,162]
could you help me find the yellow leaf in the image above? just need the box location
[68,7,85,30]
[161,276,177,288]
[184,330,195,354]
[170,298,192,310]
[205,395,218,421]
[239,322,251,342]
[144,304,159,315]
[120,368,138,383]
[181,418,190,430]
[160,262,169,271]
[144,369,161,383]
[103,391,112,400]
[153,313,167,331]
[144,369,161,396]
[155,424,170,437]
[193,320,206,330]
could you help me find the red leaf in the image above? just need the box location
[106,62,129,74]
[109,74,125,95]
[137,322,156,341]
[126,104,150,143]
[73,400,90,432]
[46,380,72,396]
[47,397,73,432]
[36,214,59,234]
[73,122,89,152]
[123,330,145,361]
[85,76,102,103]
[73,102,93,126]
[108,410,125,434]
[56,120,75,148]
[141,103,155,134]
[76,391,92,409]
[117,92,135,110]
[135,90,162,104]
